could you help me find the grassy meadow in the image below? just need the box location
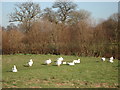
[2,54,119,88]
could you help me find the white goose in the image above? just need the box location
[45,59,52,65]
[57,57,64,62]
[56,60,62,66]
[73,59,80,64]
[68,61,75,65]
[28,59,33,66]
[109,59,114,63]
[12,65,17,72]
[109,56,114,63]
[110,57,114,60]
[101,57,106,62]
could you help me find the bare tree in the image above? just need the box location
[109,13,119,22]
[68,9,91,25]
[52,0,77,24]
[7,23,18,30]
[9,2,41,32]
[42,8,58,24]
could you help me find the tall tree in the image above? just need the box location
[7,23,17,30]
[68,9,91,25]
[52,0,77,24]
[42,8,58,23]
[108,13,119,43]
[9,2,41,32]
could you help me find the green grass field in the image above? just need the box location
[2,54,119,88]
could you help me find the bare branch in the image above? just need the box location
[9,2,41,32]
